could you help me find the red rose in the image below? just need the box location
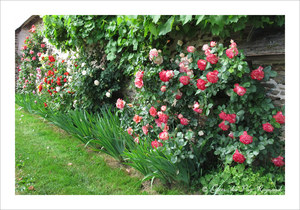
[57,80,62,86]
[263,122,274,132]
[219,120,229,131]
[179,76,190,85]
[251,66,264,80]
[196,79,207,90]
[64,72,69,76]
[159,113,169,124]
[159,70,170,82]
[48,55,55,62]
[206,70,219,83]
[44,102,47,107]
[273,111,285,124]
[175,90,183,100]
[226,48,235,59]
[142,126,148,135]
[197,59,207,71]
[63,78,67,83]
[180,118,189,125]
[233,149,245,163]
[206,53,218,64]
[226,114,236,124]
[233,84,246,96]
[149,106,157,117]
[219,111,227,121]
[159,131,169,141]
[151,139,163,149]
[161,86,167,92]
[38,85,42,92]
[271,156,285,167]
[239,131,253,144]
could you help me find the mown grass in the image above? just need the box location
[15,104,185,195]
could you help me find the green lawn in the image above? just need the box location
[15,104,184,195]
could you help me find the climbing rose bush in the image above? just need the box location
[117,39,285,183]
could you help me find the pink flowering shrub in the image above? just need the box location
[117,40,284,183]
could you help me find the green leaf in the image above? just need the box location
[107,52,116,61]
[149,23,158,36]
[158,16,175,36]
[151,15,161,24]
[180,15,193,25]
[195,15,205,25]
[270,71,277,77]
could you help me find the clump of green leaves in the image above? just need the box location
[199,164,284,195]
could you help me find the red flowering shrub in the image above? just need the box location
[115,39,284,181]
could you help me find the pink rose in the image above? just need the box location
[30,50,34,54]
[32,56,36,61]
[219,120,229,131]
[233,84,247,96]
[206,53,218,64]
[263,122,274,132]
[233,149,245,163]
[226,48,235,59]
[41,44,45,48]
[159,131,169,141]
[158,113,169,124]
[251,66,264,80]
[149,48,158,61]
[151,139,163,149]
[178,114,183,119]
[136,70,144,79]
[230,40,237,48]
[202,44,209,51]
[133,115,142,124]
[116,98,126,109]
[239,131,253,144]
[204,49,211,56]
[197,59,207,71]
[134,137,140,144]
[127,127,133,135]
[179,76,190,85]
[206,70,219,83]
[149,106,157,117]
[166,70,174,79]
[142,126,148,135]
[228,132,234,139]
[196,79,207,90]
[210,41,217,47]
[271,156,285,167]
[273,111,285,124]
[161,86,167,92]
[180,118,189,125]
[187,46,196,53]
[161,105,167,112]
[37,52,42,57]
[134,78,144,88]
